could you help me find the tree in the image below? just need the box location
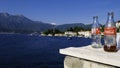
[43,29,63,35]
[73,26,84,32]
[101,25,104,32]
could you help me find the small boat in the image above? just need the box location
[29,33,39,36]
[67,36,72,40]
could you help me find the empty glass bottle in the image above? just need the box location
[91,16,102,48]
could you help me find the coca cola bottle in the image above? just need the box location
[91,16,102,48]
[104,12,117,52]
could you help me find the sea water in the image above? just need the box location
[0,34,92,68]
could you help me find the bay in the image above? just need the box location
[0,34,92,68]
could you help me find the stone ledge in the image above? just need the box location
[60,45,120,67]
[64,56,115,68]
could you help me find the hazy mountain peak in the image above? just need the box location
[15,14,25,17]
[0,12,10,17]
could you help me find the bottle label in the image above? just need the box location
[91,28,100,34]
[104,28,116,35]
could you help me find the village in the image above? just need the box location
[41,21,120,38]
[41,30,91,38]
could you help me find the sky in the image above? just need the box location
[0,0,120,25]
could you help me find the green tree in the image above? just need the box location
[101,25,104,32]
[43,29,63,35]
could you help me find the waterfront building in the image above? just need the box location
[64,31,77,37]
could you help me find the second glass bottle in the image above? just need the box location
[91,16,102,48]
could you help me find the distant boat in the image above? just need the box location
[29,33,39,36]
[67,36,72,40]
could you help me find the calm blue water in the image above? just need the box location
[0,34,92,68]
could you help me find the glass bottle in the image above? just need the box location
[104,12,117,52]
[91,16,102,48]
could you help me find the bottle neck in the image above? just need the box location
[107,12,114,23]
[93,16,98,24]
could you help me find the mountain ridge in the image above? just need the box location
[0,12,92,33]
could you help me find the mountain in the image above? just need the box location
[57,23,91,31]
[0,13,52,33]
[0,12,93,33]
